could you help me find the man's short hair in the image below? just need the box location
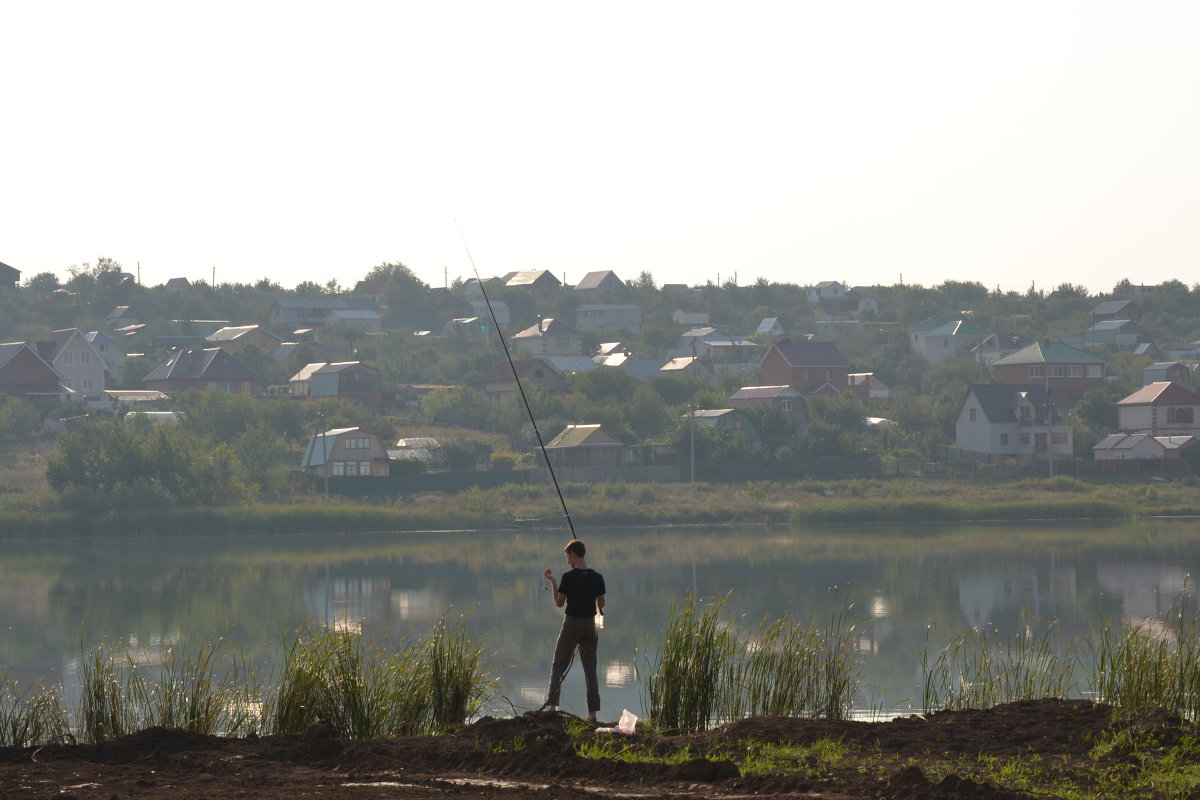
[564,539,586,557]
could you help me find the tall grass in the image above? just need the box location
[269,615,496,738]
[1089,613,1200,718]
[645,593,863,733]
[645,593,739,734]
[79,633,259,742]
[921,616,1075,713]
[0,674,69,746]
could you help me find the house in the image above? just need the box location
[511,318,584,357]
[270,299,380,330]
[543,424,624,468]
[543,356,601,375]
[754,318,785,339]
[442,317,491,336]
[672,307,709,326]
[0,342,73,402]
[35,329,108,398]
[972,333,1032,366]
[0,261,19,287]
[353,279,387,304]
[687,408,763,449]
[105,306,140,327]
[659,356,712,378]
[1144,362,1190,387]
[142,347,264,395]
[1092,299,1141,324]
[807,281,846,305]
[573,271,625,293]
[300,427,391,477]
[467,299,509,327]
[834,295,879,320]
[481,358,565,402]
[955,384,1072,465]
[758,339,850,394]
[288,361,395,408]
[1115,382,1200,436]
[504,269,562,302]
[1132,342,1163,360]
[909,317,986,364]
[574,304,642,333]
[990,340,1106,409]
[1093,433,1197,461]
[846,372,895,402]
[727,385,804,417]
[164,277,191,289]
[206,325,284,355]
[1084,319,1140,346]
[84,331,126,382]
[673,327,725,356]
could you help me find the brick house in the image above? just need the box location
[990,340,1105,409]
[758,340,849,394]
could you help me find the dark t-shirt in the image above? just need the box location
[559,567,606,618]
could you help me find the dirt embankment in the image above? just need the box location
[0,699,1170,799]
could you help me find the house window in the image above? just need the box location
[95,343,106,352]
[804,369,811,381]
[63,351,74,366]
[1087,365,1102,378]
[1019,433,1030,445]
[332,462,346,476]
[1168,408,1195,424]
[1069,365,1082,377]
[1028,366,1044,378]
[1052,432,1068,445]
[80,352,91,366]
[780,399,792,412]
[1000,433,1009,445]
[224,382,235,392]
[81,378,95,391]
[1020,406,1032,422]
[1048,365,1064,378]
[825,369,832,381]
[969,408,977,421]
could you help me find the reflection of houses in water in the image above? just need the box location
[391,588,441,621]
[857,592,896,654]
[304,576,395,631]
[1095,562,1193,624]
[957,562,1077,631]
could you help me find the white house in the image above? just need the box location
[1116,382,1200,436]
[911,317,987,365]
[806,281,846,305]
[35,328,107,398]
[955,384,1072,465]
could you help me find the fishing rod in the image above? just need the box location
[454,222,577,540]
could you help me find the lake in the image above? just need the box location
[0,518,1197,720]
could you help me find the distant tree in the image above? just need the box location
[0,397,41,444]
[22,272,61,292]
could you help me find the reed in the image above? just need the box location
[1088,611,1200,718]
[921,617,1075,713]
[138,632,259,736]
[77,640,140,743]
[732,602,862,720]
[269,617,496,738]
[0,674,69,747]
[647,593,863,733]
[645,593,739,734]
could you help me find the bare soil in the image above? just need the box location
[0,699,1164,799]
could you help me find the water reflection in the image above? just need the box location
[0,520,1197,719]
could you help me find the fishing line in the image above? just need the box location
[454,221,577,540]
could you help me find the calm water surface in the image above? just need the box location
[1,519,1198,719]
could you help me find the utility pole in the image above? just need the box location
[689,339,697,483]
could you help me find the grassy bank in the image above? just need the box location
[0,474,1197,536]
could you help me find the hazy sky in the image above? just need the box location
[3,2,1198,295]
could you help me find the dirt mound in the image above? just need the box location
[0,700,1173,799]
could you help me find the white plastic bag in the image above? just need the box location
[596,708,638,734]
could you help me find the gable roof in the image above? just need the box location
[993,340,1105,366]
[546,423,622,448]
[1118,381,1200,406]
[1094,433,1196,452]
[728,385,800,401]
[764,341,850,368]
[1092,299,1136,316]
[574,270,624,291]
[301,427,375,467]
[505,269,562,288]
[920,319,987,337]
[963,384,1052,424]
[143,348,265,383]
[512,318,583,339]
[481,358,562,383]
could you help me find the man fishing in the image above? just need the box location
[543,538,606,722]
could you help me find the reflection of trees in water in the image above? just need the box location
[1,521,1199,710]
